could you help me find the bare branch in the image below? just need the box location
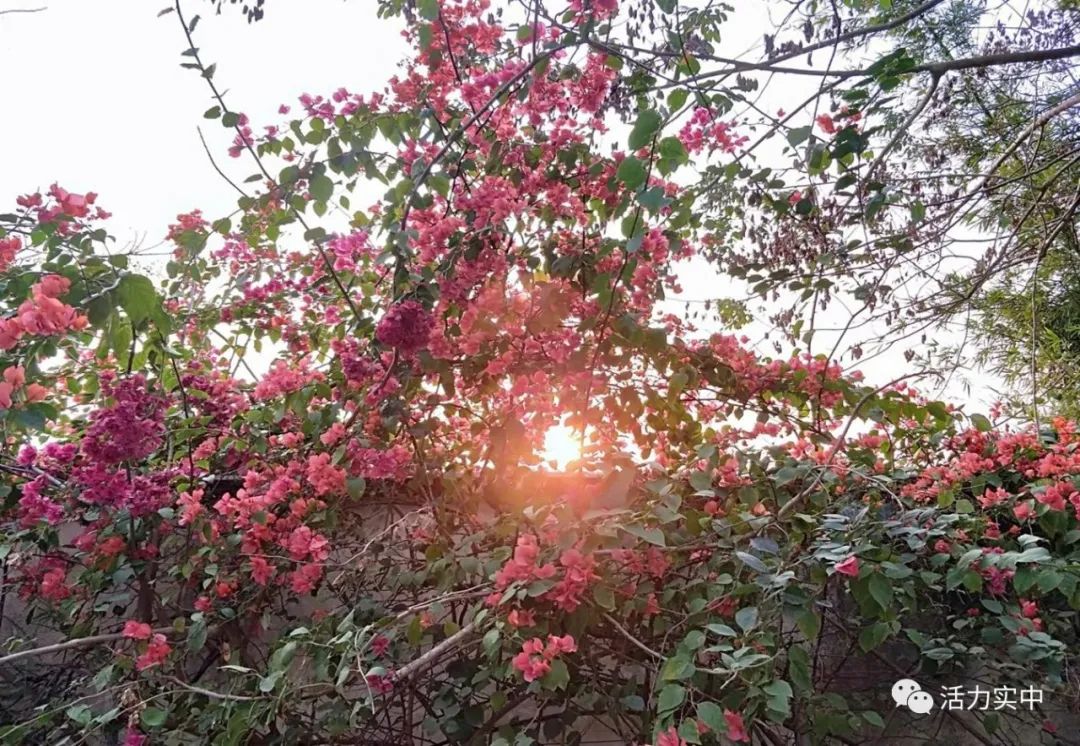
[391,620,477,683]
[0,626,174,666]
[0,6,46,16]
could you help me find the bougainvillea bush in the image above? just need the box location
[1,1,1078,744]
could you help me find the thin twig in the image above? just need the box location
[602,612,663,660]
[197,125,248,197]
[165,675,266,701]
[864,72,940,182]
[0,6,46,15]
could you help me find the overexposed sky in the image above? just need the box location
[0,0,1000,410]
[1,0,405,241]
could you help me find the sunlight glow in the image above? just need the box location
[541,424,582,470]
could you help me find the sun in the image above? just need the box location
[541,424,582,470]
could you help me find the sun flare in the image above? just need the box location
[541,424,582,470]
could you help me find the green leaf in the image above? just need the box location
[661,653,695,681]
[1036,569,1062,593]
[735,606,759,632]
[858,622,890,652]
[623,524,666,546]
[140,708,168,728]
[867,574,893,611]
[309,174,334,203]
[418,0,439,21]
[593,585,616,611]
[696,701,725,732]
[117,274,161,326]
[616,156,647,191]
[971,413,992,432]
[735,551,768,574]
[658,683,686,715]
[788,645,812,691]
[270,641,298,672]
[764,679,793,719]
[92,664,116,692]
[637,186,671,212]
[678,719,703,744]
[863,710,885,728]
[110,316,132,358]
[628,110,663,150]
[541,658,570,691]
[764,680,792,699]
[659,136,688,164]
[259,670,283,692]
[795,609,820,640]
[1014,546,1051,564]
[187,618,207,652]
[347,477,366,500]
[787,126,812,147]
[66,704,92,726]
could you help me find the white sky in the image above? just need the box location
[0,0,405,241]
[0,0,1000,412]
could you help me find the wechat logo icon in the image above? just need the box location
[892,679,934,714]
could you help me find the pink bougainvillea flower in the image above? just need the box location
[1013,501,1034,521]
[655,727,686,746]
[135,633,171,671]
[834,556,860,577]
[122,729,147,746]
[511,642,551,682]
[816,113,837,134]
[250,556,275,586]
[545,634,576,655]
[122,621,153,640]
[3,366,25,387]
[725,710,750,742]
[507,608,535,627]
[375,299,433,353]
[24,383,47,403]
[371,634,391,657]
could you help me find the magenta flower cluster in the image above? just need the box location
[81,375,166,464]
[374,300,433,353]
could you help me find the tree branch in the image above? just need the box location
[0,6,45,15]
[0,626,174,666]
[390,620,477,683]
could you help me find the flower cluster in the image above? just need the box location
[0,366,47,409]
[678,107,749,155]
[135,633,171,671]
[375,299,433,353]
[0,274,88,350]
[511,634,576,682]
[82,375,166,464]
